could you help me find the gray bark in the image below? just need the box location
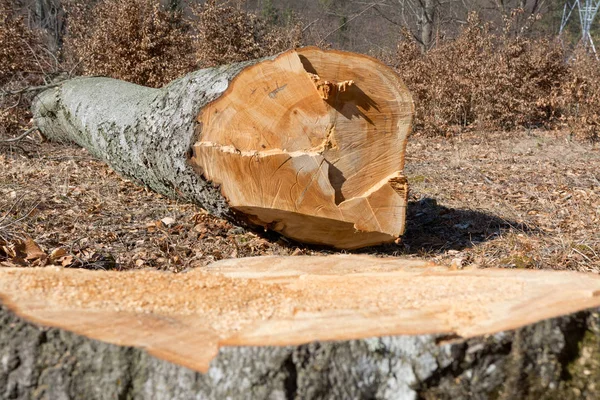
[2,304,600,399]
[32,59,260,221]
[418,0,435,52]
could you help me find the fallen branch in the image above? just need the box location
[0,126,39,143]
[1,82,62,96]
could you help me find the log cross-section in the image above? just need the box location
[192,48,413,248]
[32,47,413,249]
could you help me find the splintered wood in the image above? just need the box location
[308,73,354,100]
[191,48,413,249]
[3,256,600,373]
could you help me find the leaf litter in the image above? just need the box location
[0,130,598,272]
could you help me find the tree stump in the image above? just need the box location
[2,256,600,399]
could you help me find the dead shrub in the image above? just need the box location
[558,51,600,140]
[63,0,196,88]
[62,0,302,87]
[0,0,53,138]
[395,18,493,135]
[193,0,302,68]
[396,12,569,136]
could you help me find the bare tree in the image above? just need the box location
[27,0,65,51]
[371,0,467,51]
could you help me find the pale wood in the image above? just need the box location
[192,47,413,248]
[2,255,600,375]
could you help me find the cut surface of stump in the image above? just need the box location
[191,48,412,248]
[2,255,600,373]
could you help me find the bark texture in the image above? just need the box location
[32,59,258,220]
[2,304,600,400]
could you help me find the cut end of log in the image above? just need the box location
[191,47,413,249]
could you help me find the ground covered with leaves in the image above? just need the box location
[1,130,598,273]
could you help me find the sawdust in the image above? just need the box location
[3,254,600,374]
[3,262,516,331]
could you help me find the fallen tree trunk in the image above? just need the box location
[32,48,413,249]
[2,256,600,399]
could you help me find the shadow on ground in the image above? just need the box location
[358,197,535,256]
[237,197,536,257]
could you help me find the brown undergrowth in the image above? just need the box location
[193,0,302,68]
[62,0,302,87]
[395,12,600,140]
[1,130,598,273]
[63,0,196,88]
[0,0,57,139]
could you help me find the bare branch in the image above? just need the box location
[320,2,383,43]
[302,18,320,33]
[373,5,403,26]
[0,127,40,143]
[1,82,62,96]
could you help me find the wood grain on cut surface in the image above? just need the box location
[191,47,413,248]
[2,255,600,373]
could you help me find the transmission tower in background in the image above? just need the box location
[560,0,600,57]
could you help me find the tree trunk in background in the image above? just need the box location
[30,0,64,51]
[419,0,435,52]
[32,48,414,249]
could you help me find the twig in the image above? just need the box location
[0,196,41,231]
[20,38,49,79]
[1,82,62,96]
[572,246,593,262]
[302,18,320,33]
[0,126,39,143]
[3,94,22,110]
[0,194,26,226]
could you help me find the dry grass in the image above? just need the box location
[1,130,598,273]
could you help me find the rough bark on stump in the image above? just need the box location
[3,256,600,399]
[3,305,600,399]
[32,48,413,249]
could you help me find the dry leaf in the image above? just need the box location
[2,245,16,258]
[61,256,74,267]
[24,238,46,261]
[50,248,68,262]
[161,217,176,227]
